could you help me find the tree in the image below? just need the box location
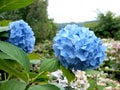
[94,11,120,39]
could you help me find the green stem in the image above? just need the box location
[24,71,44,90]
[31,71,44,83]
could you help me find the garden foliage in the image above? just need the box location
[84,11,120,40]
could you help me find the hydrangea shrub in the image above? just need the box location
[53,24,106,71]
[8,20,35,53]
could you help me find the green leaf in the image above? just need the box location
[28,72,37,78]
[87,78,97,90]
[0,52,13,60]
[35,75,50,83]
[0,59,29,82]
[0,26,9,32]
[39,58,60,72]
[0,20,12,26]
[97,85,105,90]
[29,72,50,83]
[60,65,75,84]
[85,70,100,76]
[28,84,65,90]
[28,53,40,60]
[0,79,26,90]
[51,83,65,90]
[106,82,116,87]
[0,0,34,13]
[0,41,30,71]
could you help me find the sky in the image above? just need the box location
[47,0,120,23]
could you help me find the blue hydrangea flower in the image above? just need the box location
[53,24,106,71]
[8,20,35,53]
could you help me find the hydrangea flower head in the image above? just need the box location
[8,20,35,53]
[53,24,106,71]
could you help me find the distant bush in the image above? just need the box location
[84,21,98,30]
[84,11,120,40]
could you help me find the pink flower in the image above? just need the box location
[110,50,116,55]
[112,43,120,50]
